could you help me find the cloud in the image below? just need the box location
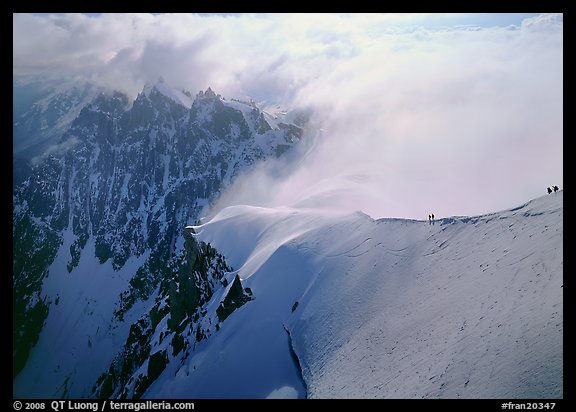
[30,136,82,166]
[14,13,563,219]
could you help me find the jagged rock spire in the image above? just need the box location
[204,87,216,98]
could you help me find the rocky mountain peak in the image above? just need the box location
[13,77,307,396]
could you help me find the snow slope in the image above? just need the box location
[148,191,562,398]
[13,232,152,398]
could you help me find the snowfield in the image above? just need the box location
[154,191,563,398]
[14,190,562,399]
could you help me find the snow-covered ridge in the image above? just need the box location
[147,191,562,398]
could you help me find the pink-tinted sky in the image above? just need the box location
[13,13,563,219]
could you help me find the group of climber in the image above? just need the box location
[425,186,559,226]
[547,185,559,194]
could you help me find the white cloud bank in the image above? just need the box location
[13,13,563,219]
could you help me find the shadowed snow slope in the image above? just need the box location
[149,191,562,399]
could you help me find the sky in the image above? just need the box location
[13,13,563,220]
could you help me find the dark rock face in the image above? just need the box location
[216,275,253,323]
[91,230,234,399]
[14,81,299,396]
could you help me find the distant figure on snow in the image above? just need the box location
[428,214,432,225]
[431,213,435,225]
[547,187,552,194]
[553,185,559,192]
